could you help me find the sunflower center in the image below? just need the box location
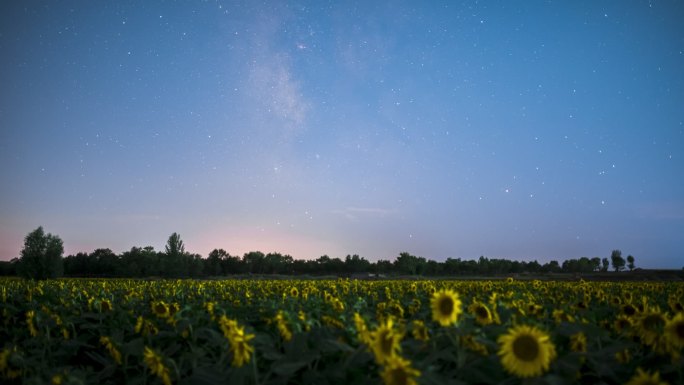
[439,297,454,315]
[476,306,489,319]
[623,304,636,316]
[390,368,409,385]
[675,322,684,339]
[512,335,540,362]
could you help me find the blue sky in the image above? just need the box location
[1,1,683,268]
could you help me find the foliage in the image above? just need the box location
[16,227,64,280]
[611,250,626,272]
[1,278,682,385]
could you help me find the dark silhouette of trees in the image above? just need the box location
[611,250,626,272]
[7,228,647,278]
[601,258,610,272]
[16,227,64,280]
[164,233,186,277]
[627,255,635,271]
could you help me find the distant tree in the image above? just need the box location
[164,233,187,277]
[395,252,421,275]
[601,258,610,272]
[243,251,266,274]
[17,226,64,280]
[205,249,227,276]
[590,257,602,272]
[626,255,635,271]
[372,259,393,275]
[611,250,625,272]
[165,233,185,255]
[344,254,371,274]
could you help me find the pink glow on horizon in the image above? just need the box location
[187,225,341,260]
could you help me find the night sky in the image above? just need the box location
[1,1,683,268]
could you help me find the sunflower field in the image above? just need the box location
[1,277,683,385]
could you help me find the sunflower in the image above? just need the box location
[380,355,420,385]
[622,303,638,317]
[100,299,113,312]
[275,311,292,341]
[430,289,462,327]
[625,368,669,385]
[100,336,122,365]
[469,301,494,325]
[614,314,633,334]
[635,307,667,352]
[354,312,372,345]
[371,317,403,364]
[26,310,39,337]
[151,301,170,319]
[289,286,299,298]
[411,320,429,342]
[569,332,587,353]
[615,348,631,364]
[497,324,557,378]
[461,334,489,356]
[228,327,255,367]
[143,347,172,385]
[664,312,684,350]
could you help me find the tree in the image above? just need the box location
[164,233,187,277]
[165,232,185,255]
[611,249,625,272]
[17,226,64,280]
[626,255,635,271]
[601,258,610,272]
[395,252,421,275]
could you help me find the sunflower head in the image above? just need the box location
[371,318,403,364]
[569,332,587,353]
[469,301,493,325]
[625,367,669,385]
[100,299,112,312]
[151,301,170,318]
[665,312,684,350]
[411,320,429,342]
[497,324,557,378]
[430,289,462,327]
[289,286,299,298]
[636,308,667,350]
[380,355,420,385]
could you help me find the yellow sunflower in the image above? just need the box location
[151,301,170,319]
[635,307,667,352]
[380,355,420,385]
[371,317,403,364]
[664,312,684,350]
[625,368,669,385]
[411,320,429,342]
[469,301,494,325]
[430,289,462,327]
[497,324,557,378]
[100,299,113,312]
[289,286,299,298]
[143,347,172,385]
[569,332,587,353]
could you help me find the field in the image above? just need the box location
[1,278,683,385]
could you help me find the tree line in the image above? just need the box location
[0,227,638,279]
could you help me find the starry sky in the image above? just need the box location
[1,1,683,268]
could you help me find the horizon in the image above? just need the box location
[1,1,683,269]
[1,227,678,270]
